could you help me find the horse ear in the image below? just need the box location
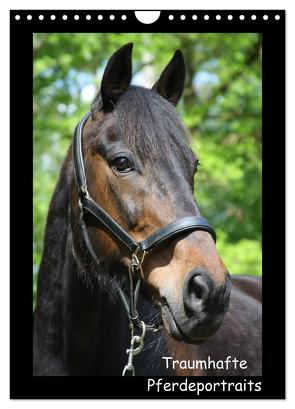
[152,50,185,106]
[92,43,133,114]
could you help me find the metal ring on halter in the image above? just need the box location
[132,246,147,268]
[80,186,90,199]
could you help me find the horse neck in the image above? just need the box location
[62,254,131,375]
[34,155,131,375]
[34,158,71,354]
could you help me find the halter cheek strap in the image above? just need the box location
[72,112,217,376]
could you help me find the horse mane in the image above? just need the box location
[35,157,71,310]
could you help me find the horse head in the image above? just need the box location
[70,43,231,345]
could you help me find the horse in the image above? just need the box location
[33,43,262,376]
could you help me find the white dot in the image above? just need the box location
[168,15,174,20]
[50,15,56,20]
[263,15,268,20]
[86,15,91,20]
[204,15,209,20]
[275,15,280,20]
[192,15,197,20]
[239,15,245,20]
[15,15,20,20]
[228,14,233,20]
[39,15,44,20]
[110,15,115,20]
[27,15,32,20]
[62,15,68,20]
[74,15,79,20]
[251,15,256,20]
[216,15,221,20]
[98,15,103,20]
[121,15,126,20]
[180,15,185,20]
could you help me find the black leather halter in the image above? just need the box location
[72,112,216,374]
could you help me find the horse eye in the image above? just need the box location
[111,156,133,173]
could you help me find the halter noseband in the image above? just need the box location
[72,112,217,375]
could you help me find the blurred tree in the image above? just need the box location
[33,33,262,308]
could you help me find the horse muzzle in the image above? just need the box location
[160,269,231,344]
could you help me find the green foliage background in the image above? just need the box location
[33,33,262,307]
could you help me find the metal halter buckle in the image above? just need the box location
[80,186,90,199]
[131,246,146,269]
[78,187,90,224]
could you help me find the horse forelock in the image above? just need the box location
[87,86,196,173]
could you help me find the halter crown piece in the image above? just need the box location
[72,112,217,376]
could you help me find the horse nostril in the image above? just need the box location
[183,269,213,315]
[191,275,209,304]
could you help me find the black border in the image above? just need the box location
[10,9,285,399]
